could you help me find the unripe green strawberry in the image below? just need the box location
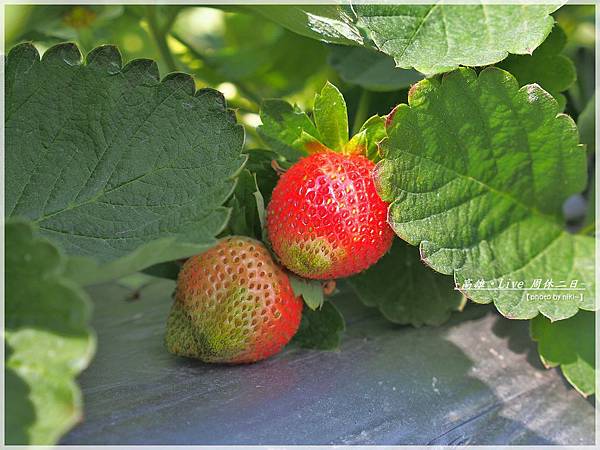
[267,151,394,279]
[166,236,303,364]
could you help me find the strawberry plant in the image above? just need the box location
[5,4,596,445]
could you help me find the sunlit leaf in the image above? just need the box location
[376,67,594,321]
[6,220,96,444]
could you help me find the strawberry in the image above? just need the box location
[267,151,394,279]
[165,236,303,364]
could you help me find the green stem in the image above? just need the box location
[146,6,177,73]
[578,221,596,236]
[352,90,371,135]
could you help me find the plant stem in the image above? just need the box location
[352,89,371,135]
[578,221,595,236]
[146,6,177,73]
[170,31,262,107]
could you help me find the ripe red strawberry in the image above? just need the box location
[267,151,394,279]
[166,236,303,364]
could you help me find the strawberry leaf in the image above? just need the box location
[353,4,560,76]
[6,219,96,444]
[347,239,464,327]
[249,5,363,46]
[497,25,576,111]
[328,45,422,92]
[141,260,182,280]
[6,43,245,284]
[376,67,594,321]
[292,301,345,350]
[289,274,324,310]
[313,81,349,151]
[531,311,595,396]
[258,99,319,161]
[259,5,560,76]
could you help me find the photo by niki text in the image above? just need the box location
[456,278,586,302]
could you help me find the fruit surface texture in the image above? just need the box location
[166,236,303,364]
[267,151,394,279]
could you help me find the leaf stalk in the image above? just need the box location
[146,6,178,73]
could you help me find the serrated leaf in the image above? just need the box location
[258,99,320,161]
[5,219,96,444]
[289,275,324,310]
[292,301,345,350]
[313,81,349,151]
[531,311,595,396]
[6,43,245,283]
[249,5,363,46]
[376,67,594,321]
[497,25,576,111]
[353,4,560,75]
[259,5,561,76]
[328,45,422,92]
[347,239,464,327]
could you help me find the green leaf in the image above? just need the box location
[344,115,387,160]
[577,93,595,155]
[376,67,594,321]
[6,43,245,283]
[497,25,576,111]
[531,311,595,396]
[258,5,561,76]
[249,5,363,46]
[8,5,181,75]
[353,4,560,75]
[289,275,324,310]
[328,45,422,92]
[292,301,345,350]
[5,219,96,444]
[244,148,281,205]
[64,238,208,286]
[224,169,265,240]
[142,260,182,280]
[115,272,157,290]
[258,99,320,160]
[254,185,266,232]
[313,81,349,151]
[347,239,464,327]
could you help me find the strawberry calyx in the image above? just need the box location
[342,129,369,157]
